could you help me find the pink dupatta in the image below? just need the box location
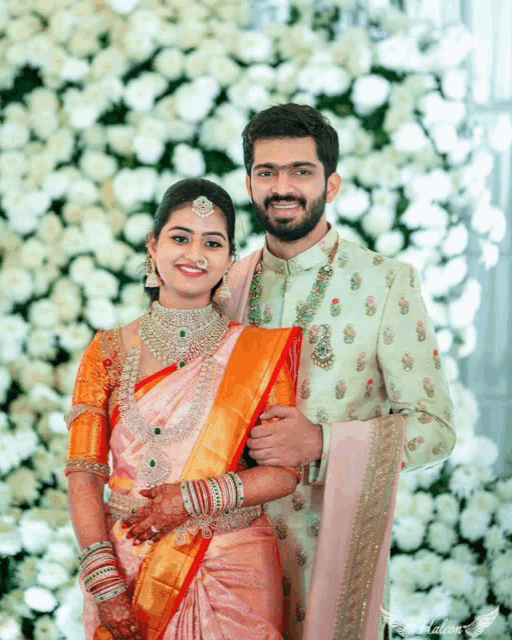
[220,252,406,640]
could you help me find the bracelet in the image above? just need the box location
[92,582,127,604]
[180,473,243,518]
[80,541,113,566]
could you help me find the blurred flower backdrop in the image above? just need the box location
[0,0,511,638]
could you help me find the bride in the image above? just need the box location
[65,178,302,640]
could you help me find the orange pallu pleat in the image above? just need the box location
[96,325,301,640]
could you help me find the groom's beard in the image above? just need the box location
[250,188,327,243]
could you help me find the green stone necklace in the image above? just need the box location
[248,239,339,331]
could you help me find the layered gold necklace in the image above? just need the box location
[119,302,230,487]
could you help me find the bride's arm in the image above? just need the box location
[234,464,299,506]
[67,471,109,549]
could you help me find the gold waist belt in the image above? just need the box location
[108,492,263,545]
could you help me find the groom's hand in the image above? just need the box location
[247,406,323,467]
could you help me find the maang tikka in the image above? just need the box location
[192,196,214,218]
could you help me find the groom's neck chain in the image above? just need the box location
[248,239,339,330]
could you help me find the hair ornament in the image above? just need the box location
[192,195,214,218]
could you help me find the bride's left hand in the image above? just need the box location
[121,483,189,546]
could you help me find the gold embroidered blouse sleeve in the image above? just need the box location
[64,332,113,482]
[377,263,456,472]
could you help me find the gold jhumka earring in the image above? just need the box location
[145,254,162,288]
[217,270,232,299]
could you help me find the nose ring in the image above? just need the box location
[196,257,208,269]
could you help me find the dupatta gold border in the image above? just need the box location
[330,414,405,640]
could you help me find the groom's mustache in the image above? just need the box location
[264,196,307,208]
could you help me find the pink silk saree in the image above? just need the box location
[75,322,302,640]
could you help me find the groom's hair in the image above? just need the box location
[242,104,339,179]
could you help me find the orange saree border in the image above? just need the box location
[126,325,302,640]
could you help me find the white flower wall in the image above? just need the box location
[0,0,511,637]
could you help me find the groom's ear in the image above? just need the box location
[245,174,252,199]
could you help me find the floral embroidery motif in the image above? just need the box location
[401,352,414,372]
[338,250,350,268]
[291,491,306,511]
[300,379,311,400]
[350,272,362,290]
[416,320,426,342]
[389,381,402,401]
[443,406,452,422]
[348,405,358,421]
[306,514,320,538]
[274,517,288,541]
[335,380,346,400]
[365,296,377,316]
[364,378,373,398]
[282,576,292,597]
[398,297,410,315]
[423,377,434,398]
[330,297,341,316]
[319,239,335,255]
[295,544,308,566]
[295,602,306,622]
[418,413,433,424]
[375,404,383,418]
[416,401,427,412]
[385,269,396,288]
[373,254,384,265]
[344,323,356,344]
[407,436,424,451]
[308,325,319,344]
[382,325,395,345]
[433,349,441,369]
[316,406,329,423]
[432,442,447,456]
[408,266,415,288]
[262,304,272,324]
[356,352,367,372]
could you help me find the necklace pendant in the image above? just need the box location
[140,445,171,488]
[312,324,335,370]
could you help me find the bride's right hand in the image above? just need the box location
[96,591,144,640]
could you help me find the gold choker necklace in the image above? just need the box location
[139,301,229,368]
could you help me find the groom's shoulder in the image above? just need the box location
[340,239,406,272]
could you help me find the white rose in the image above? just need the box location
[483,526,506,556]
[63,89,102,130]
[106,0,140,14]
[123,29,156,63]
[133,135,165,165]
[375,230,404,256]
[0,150,27,176]
[459,507,491,542]
[43,540,77,571]
[80,150,117,183]
[392,122,429,154]
[124,213,153,245]
[47,128,75,163]
[496,502,512,533]
[175,76,220,123]
[172,144,205,178]
[414,549,442,588]
[124,252,145,280]
[123,72,166,112]
[28,300,59,329]
[236,31,272,63]
[154,47,184,80]
[361,205,395,237]
[117,303,143,326]
[393,516,425,551]
[58,323,93,353]
[352,75,391,115]
[54,584,86,640]
[208,55,242,86]
[410,491,435,523]
[336,185,370,220]
[0,120,30,150]
[24,586,57,613]
[0,267,33,303]
[427,520,457,554]
[441,68,468,101]
[107,125,135,157]
[121,283,146,307]
[84,269,119,299]
[401,201,448,229]
[297,60,350,97]
[0,481,12,514]
[36,560,70,589]
[95,240,134,272]
[86,298,117,329]
[441,224,468,257]
[434,493,459,524]
[440,559,474,596]
[222,168,250,206]
[430,122,458,154]
[228,79,271,112]
[0,516,22,556]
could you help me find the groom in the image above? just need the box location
[218,103,456,640]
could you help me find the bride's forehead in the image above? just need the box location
[163,205,227,232]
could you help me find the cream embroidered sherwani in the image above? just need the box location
[220,226,456,640]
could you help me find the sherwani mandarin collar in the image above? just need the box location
[261,226,339,276]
